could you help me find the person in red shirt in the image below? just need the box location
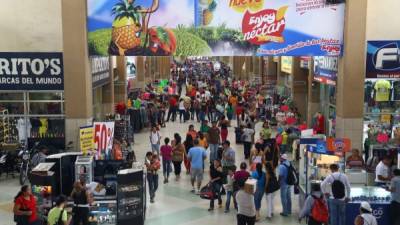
[187,124,198,140]
[13,185,40,225]
[166,95,178,122]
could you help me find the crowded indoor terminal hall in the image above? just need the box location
[0,0,400,225]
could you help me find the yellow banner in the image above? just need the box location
[281,56,293,74]
[80,126,94,156]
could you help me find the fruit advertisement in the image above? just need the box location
[87,0,345,56]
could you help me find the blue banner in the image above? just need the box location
[306,140,334,155]
[0,52,63,90]
[366,41,400,79]
[313,56,338,85]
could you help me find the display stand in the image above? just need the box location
[117,168,146,225]
[75,155,94,183]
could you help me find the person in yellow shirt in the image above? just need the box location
[280,130,289,154]
[198,132,208,149]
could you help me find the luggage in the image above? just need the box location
[199,184,214,200]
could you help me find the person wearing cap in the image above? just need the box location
[47,195,71,225]
[354,202,377,225]
[278,154,292,217]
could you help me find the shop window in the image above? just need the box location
[29,92,63,101]
[0,93,24,101]
[29,102,62,115]
[0,102,25,114]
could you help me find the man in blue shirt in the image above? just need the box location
[278,154,292,217]
[188,139,207,193]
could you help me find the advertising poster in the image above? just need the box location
[281,56,293,73]
[0,52,63,90]
[90,56,110,88]
[326,137,351,157]
[87,0,345,56]
[366,41,400,79]
[313,56,338,85]
[80,126,95,156]
[93,122,115,160]
[126,56,137,79]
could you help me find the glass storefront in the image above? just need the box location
[0,91,65,144]
[318,83,336,137]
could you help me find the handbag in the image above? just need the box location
[266,175,280,194]
[14,207,30,225]
[199,183,215,200]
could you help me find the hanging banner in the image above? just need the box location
[0,52,63,90]
[366,41,400,79]
[93,122,115,160]
[326,137,351,157]
[80,126,95,156]
[87,0,345,56]
[313,56,338,85]
[90,56,110,88]
[281,56,293,74]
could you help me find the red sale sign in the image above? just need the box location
[93,122,115,160]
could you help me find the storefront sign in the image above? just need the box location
[0,52,63,90]
[91,56,110,88]
[313,56,338,85]
[126,56,136,79]
[281,56,293,74]
[300,56,311,69]
[80,126,94,156]
[93,122,115,160]
[306,140,334,155]
[87,0,344,56]
[326,137,351,156]
[366,40,400,78]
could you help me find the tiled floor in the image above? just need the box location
[0,120,301,225]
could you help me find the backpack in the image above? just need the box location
[55,209,65,225]
[283,163,298,186]
[331,174,346,199]
[311,196,329,223]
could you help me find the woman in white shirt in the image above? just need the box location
[236,180,256,225]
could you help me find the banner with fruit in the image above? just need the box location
[87,0,345,56]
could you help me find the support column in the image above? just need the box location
[114,56,127,103]
[307,60,320,127]
[335,0,368,150]
[62,0,93,150]
[102,57,115,115]
[292,57,308,122]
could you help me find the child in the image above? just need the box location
[145,152,161,203]
[160,138,173,184]
[224,166,236,213]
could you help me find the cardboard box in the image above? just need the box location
[244,179,257,194]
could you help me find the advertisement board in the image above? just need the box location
[300,56,311,69]
[326,137,351,157]
[126,56,137,79]
[93,122,115,160]
[90,56,110,88]
[87,0,345,56]
[0,52,63,90]
[366,41,400,79]
[281,56,293,74]
[80,126,95,156]
[313,56,338,85]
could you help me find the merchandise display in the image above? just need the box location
[88,200,118,225]
[75,155,94,184]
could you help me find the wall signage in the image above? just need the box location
[90,56,110,88]
[0,52,63,90]
[313,56,338,85]
[281,56,293,74]
[366,41,400,79]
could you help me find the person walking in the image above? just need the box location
[160,138,173,184]
[236,180,256,225]
[299,183,328,225]
[13,185,40,225]
[321,164,351,225]
[224,166,236,213]
[251,163,266,221]
[47,195,71,225]
[149,126,161,155]
[188,139,207,193]
[354,202,378,225]
[278,154,293,217]
[208,121,221,163]
[166,95,178,122]
[388,168,400,225]
[242,124,255,160]
[172,134,185,181]
[145,152,161,203]
[184,134,194,174]
[208,159,224,211]
[221,140,236,173]
[179,98,186,123]
[249,143,265,172]
[219,116,230,143]
[265,162,279,219]
[70,181,91,225]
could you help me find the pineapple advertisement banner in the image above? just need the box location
[87,0,345,56]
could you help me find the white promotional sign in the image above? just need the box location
[93,122,115,160]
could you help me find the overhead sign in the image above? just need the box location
[87,0,345,56]
[326,138,351,157]
[126,56,136,79]
[80,126,94,156]
[93,122,115,160]
[300,56,311,69]
[313,56,338,85]
[281,56,293,74]
[90,56,110,88]
[0,52,63,90]
[306,140,334,155]
[366,41,400,79]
